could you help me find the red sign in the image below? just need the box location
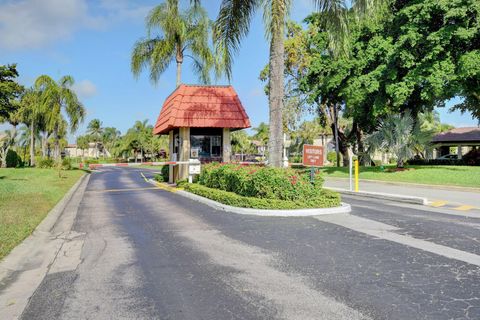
[303,145,324,167]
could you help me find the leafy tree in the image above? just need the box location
[0,64,23,123]
[35,75,85,160]
[213,0,383,167]
[231,130,252,160]
[76,135,89,159]
[131,0,217,86]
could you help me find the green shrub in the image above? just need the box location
[84,159,99,165]
[37,158,55,168]
[198,163,325,201]
[161,165,169,181]
[5,149,21,168]
[184,183,341,209]
[327,151,341,164]
[154,173,165,182]
[60,158,72,170]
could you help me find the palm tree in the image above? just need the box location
[0,128,17,168]
[87,119,104,158]
[131,0,216,87]
[102,127,121,158]
[18,88,42,166]
[76,135,89,160]
[366,111,428,168]
[214,0,383,167]
[35,75,85,160]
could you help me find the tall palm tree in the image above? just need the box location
[87,119,104,158]
[35,75,85,160]
[214,0,382,167]
[18,88,42,166]
[131,0,216,87]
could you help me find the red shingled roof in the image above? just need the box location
[153,84,251,135]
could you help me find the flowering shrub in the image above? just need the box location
[198,163,325,201]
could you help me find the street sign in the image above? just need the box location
[303,145,324,167]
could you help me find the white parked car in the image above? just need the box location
[437,154,458,160]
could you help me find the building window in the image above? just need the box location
[191,135,222,159]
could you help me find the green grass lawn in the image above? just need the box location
[0,168,85,260]
[320,165,480,188]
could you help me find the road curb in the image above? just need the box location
[0,172,90,319]
[35,173,89,233]
[176,189,351,217]
[325,177,480,193]
[326,187,428,205]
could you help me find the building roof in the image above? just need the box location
[432,127,480,143]
[153,84,251,135]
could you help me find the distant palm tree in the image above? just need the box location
[87,119,104,158]
[131,0,216,87]
[366,111,428,168]
[35,75,85,160]
[102,127,121,158]
[18,88,42,166]
[214,0,384,167]
[0,128,16,168]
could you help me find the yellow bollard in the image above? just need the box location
[354,159,359,192]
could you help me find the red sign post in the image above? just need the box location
[302,145,324,167]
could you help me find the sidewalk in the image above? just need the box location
[324,178,480,209]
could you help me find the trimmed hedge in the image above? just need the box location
[184,183,341,209]
[198,163,325,201]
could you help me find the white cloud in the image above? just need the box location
[72,80,98,99]
[0,0,90,50]
[0,0,153,51]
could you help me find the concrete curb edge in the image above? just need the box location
[35,172,90,233]
[175,188,351,217]
[326,187,428,205]
[325,177,480,193]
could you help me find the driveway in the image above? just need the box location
[20,167,480,319]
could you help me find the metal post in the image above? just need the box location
[310,167,315,184]
[354,159,359,192]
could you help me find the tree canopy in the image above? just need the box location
[0,64,24,123]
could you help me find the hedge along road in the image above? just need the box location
[19,167,480,320]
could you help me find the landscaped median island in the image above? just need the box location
[175,163,341,210]
[0,168,85,260]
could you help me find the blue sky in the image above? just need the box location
[0,0,477,142]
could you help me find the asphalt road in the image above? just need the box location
[20,167,480,320]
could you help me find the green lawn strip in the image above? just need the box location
[183,183,341,209]
[320,165,480,188]
[0,168,85,260]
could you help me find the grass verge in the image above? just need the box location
[320,165,480,188]
[0,168,85,260]
[184,183,341,209]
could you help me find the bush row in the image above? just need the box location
[184,183,341,209]
[407,158,479,166]
[198,163,325,201]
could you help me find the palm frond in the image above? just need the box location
[214,0,260,79]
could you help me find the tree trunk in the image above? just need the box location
[176,47,183,87]
[30,121,35,166]
[267,25,285,168]
[53,127,60,161]
[330,122,349,167]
